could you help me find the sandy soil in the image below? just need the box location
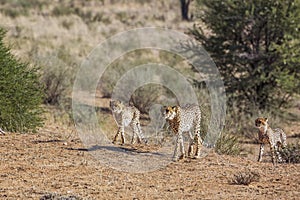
[0,124,299,200]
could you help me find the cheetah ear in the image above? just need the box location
[265,118,268,122]
[172,106,177,111]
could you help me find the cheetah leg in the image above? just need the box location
[0,128,5,134]
[194,126,202,158]
[135,122,143,144]
[131,129,136,144]
[172,136,179,161]
[173,132,184,161]
[194,132,202,158]
[112,133,118,144]
[131,122,140,144]
[136,122,147,144]
[120,126,125,145]
[179,132,185,160]
[258,144,264,162]
[132,113,144,144]
[188,144,194,158]
[270,145,276,165]
[187,131,194,158]
[113,127,122,144]
[275,144,283,163]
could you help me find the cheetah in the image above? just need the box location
[110,100,146,145]
[255,117,287,164]
[162,104,202,161]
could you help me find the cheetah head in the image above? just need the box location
[110,100,124,114]
[255,117,268,129]
[162,106,178,120]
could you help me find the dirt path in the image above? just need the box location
[0,127,299,200]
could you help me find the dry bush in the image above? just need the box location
[280,142,300,163]
[230,170,260,186]
[40,193,82,200]
[35,50,77,105]
[130,84,165,114]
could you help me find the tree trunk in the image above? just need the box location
[180,0,191,21]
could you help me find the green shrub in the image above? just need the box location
[192,0,300,114]
[215,133,241,155]
[0,28,44,132]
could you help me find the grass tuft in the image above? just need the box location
[230,170,260,186]
[215,133,241,155]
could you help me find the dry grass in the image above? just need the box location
[0,0,195,61]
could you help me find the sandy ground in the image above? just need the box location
[0,124,299,200]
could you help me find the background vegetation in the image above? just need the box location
[0,28,43,132]
[0,0,299,157]
[193,0,300,113]
[192,0,300,143]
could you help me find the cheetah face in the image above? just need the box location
[162,106,178,120]
[110,100,123,114]
[255,117,268,128]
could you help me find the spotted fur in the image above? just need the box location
[162,104,202,161]
[255,117,287,164]
[110,100,146,145]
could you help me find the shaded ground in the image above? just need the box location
[0,124,299,200]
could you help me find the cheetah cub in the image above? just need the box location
[162,104,202,161]
[110,100,146,145]
[255,117,287,164]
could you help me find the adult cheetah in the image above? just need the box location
[162,104,202,161]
